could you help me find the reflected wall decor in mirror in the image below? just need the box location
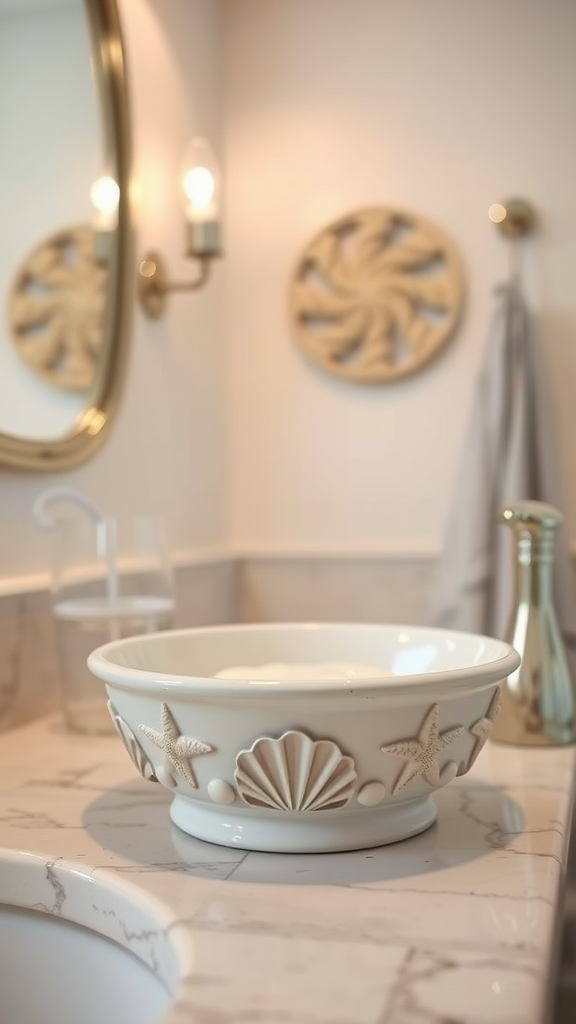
[0,0,132,471]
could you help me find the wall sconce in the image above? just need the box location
[137,137,222,319]
[90,175,120,264]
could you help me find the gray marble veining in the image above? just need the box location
[0,716,573,1023]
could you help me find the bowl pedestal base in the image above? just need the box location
[169,794,437,854]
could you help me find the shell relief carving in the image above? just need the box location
[457,689,502,776]
[235,730,357,812]
[107,702,158,783]
[108,701,494,810]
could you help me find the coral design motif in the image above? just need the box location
[381,704,464,795]
[139,703,214,789]
[107,702,158,782]
[458,689,502,775]
[235,730,357,812]
[290,206,463,385]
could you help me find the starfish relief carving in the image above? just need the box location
[139,703,213,789]
[381,704,464,796]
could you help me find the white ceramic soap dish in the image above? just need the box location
[88,622,519,853]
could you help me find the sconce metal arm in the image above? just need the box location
[137,250,212,319]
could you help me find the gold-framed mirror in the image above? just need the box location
[0,0,132,471]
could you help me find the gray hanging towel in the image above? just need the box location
[429,278,576,659]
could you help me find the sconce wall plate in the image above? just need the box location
[289,206,464,385]
[138,249,213,320]
[138,251,170,320]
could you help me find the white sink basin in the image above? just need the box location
[0,850,184,1024]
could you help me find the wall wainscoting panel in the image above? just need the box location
[12,548,575,734]
[238,556,435,626]
[173,559,239,631]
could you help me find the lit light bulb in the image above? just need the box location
[180,137,220,223]
[183,166,215,214]
[180,137,221,256]
[90,176,120,231]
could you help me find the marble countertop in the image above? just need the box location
[0,715,574,1024]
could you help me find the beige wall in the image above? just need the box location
[223,0,576,555]
[2,0,576,588]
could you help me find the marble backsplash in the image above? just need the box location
[0,590,58,733]
[0,554,434,734]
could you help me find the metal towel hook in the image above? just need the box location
[488,197,536,239]
[488,197,536,282]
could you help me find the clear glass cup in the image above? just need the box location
[50,513,175,735]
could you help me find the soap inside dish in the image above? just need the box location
[214,662,390,681]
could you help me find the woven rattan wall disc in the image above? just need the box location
[8,224,107,391]
[289,207,464,384]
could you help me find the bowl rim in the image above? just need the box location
[87,621,521,699]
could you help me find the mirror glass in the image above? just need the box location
[0,0,130,465]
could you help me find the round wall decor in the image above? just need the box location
[8,224,107,391]
[289,206,464,384]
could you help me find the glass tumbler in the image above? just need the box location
[51,513,175,735]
